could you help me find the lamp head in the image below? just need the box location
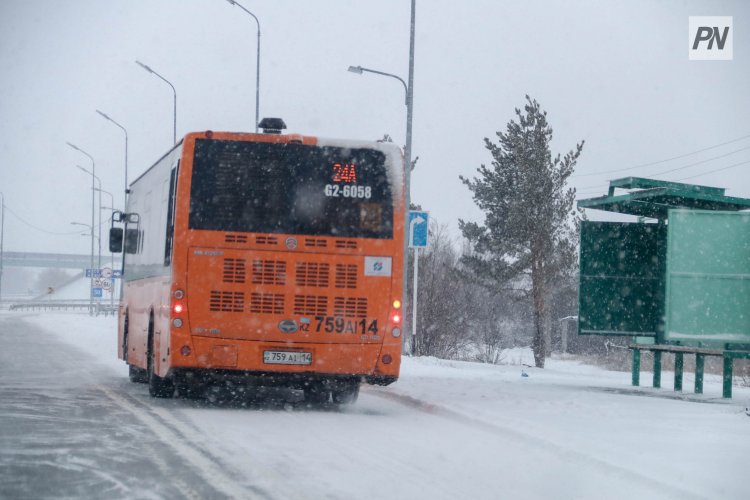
[348,65,364,75]
[135,60,153,73]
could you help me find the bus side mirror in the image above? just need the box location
[109,227,124,253]
[124,228,140,254]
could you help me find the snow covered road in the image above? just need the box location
[1,311,748,499]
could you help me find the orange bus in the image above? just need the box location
[109,119,405,403]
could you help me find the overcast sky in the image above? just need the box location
[1,0,748,257]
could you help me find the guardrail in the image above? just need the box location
[8,300,117,316]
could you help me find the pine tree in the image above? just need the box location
[459,96,584,368]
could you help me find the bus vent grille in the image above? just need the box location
[252,260,287,285]
[333,297,368,318]
[225,234,248,244]
[209,291,245,313]
[335,264,357,289]
[293,295,328,316]
[250,293,284,314]
[223,258,247,283]
[304,238,328,248]
[335,240,357,249]
[296,262,330,288]
[256,236,279,245]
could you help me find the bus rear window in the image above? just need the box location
[189,139,393,239]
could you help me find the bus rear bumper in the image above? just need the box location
[172,368,397,389]
[171,335,401,382]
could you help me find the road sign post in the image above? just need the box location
[408,211,428,354]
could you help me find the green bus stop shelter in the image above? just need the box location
[577,177,750,397]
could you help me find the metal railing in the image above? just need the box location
[8,299,117,316]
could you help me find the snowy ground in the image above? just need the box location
[5,310,750,499]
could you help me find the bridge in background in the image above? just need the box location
[2,251,94,269]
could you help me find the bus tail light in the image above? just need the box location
[392,327,401,338]
[391,298,402,325]
[172,289,185,327]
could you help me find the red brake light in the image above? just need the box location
[173,302,184,314]
[392,314,401,324]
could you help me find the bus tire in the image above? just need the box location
[147,319,174,398]
[303,380,330,405]
[122,313,130,362]
[332,380,360,405]
[176,376,203,399]
[129,364,148,383]
[148,352,174,398]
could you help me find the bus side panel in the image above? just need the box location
[374,151,406,379]
[118,145,181,375]
[119,277,173,376]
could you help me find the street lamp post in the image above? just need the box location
[95,187,115,268]
[101,204,117,278]
[96,193,117,309]
[347,66,408,104]
[95,188,115,216]
[67,142,96,315]
[347,0,416,352]
[77,165,102,268]
[136,60,177,144]
[70,221,100,313]
[348,63,415,345]
[96,110,129,208]
[0,192,4,305]
[225,0,261,133]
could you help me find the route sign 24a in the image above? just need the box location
[408,211,429,248]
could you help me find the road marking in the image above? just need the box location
[97,385,259,500]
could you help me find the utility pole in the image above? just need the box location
[0,192,5,305]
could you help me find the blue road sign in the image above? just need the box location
[91,287,103,298]
[86,268,121,278]
[408,211,429,248]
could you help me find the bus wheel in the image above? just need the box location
[129,365,148,383]
[303,380,330,406]
[147,326,174,398]
[332,380,360,405]
[176,376,203,399]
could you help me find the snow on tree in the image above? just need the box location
[459,96,584,368]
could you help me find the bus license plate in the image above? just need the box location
[263,351,312,365]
